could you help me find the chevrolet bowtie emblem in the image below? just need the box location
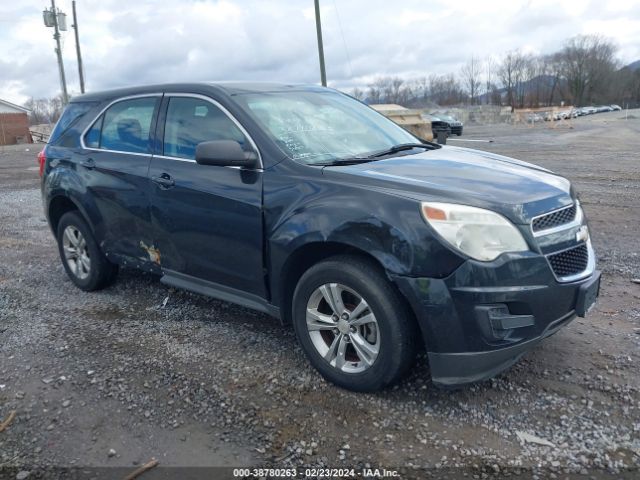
[576,225,589,243]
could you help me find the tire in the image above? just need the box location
[292,255,418,392]
[56,211,118,291]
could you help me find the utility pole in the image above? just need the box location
[72,1,85,93]
[42,0,69,105]
[314,0,327,87]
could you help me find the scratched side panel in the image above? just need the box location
[263,160,465,308]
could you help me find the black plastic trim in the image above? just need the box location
[428,310,577,388]
[161,270,280,319]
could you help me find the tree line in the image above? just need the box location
[349,35,640,110]
[22,34,640,124]
[24,95,65,125]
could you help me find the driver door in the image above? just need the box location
[148,94,266,298]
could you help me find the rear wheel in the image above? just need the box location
[57,211,118,291]
[292,255,417,392]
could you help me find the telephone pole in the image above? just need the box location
[44,0,69,104]
[71,1,85,93]
[71,0,84,93]
[314,0,327,86]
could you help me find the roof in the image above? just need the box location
[0,98,30,113]
[73,82,328,102]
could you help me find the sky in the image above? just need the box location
[1,0,640,105]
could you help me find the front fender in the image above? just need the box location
[270,207,415,276]
[264,162,465,307]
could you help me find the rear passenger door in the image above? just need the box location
[81,95,160,267]
[148,94,265,297]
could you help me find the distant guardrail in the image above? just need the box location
[30,130,49,143]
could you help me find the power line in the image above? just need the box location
[332,0,353,78]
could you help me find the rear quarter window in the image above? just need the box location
[49,102,97,145]
[83,97,158,154]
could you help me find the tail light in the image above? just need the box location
[38,149,46,177]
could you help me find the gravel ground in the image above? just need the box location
[1,111,639,479]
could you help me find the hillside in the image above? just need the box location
[625,60,640,71]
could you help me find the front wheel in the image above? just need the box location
[292,256,417,392]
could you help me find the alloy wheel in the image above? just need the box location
[305,283,380,373]
[62,225,91,280]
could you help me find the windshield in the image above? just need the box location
[234,90,419,165]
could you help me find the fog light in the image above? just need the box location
[475,304,535,342]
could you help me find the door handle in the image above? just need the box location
[152,173,175,189]
[80,158,95,170]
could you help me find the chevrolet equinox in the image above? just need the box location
[40,83,600,391]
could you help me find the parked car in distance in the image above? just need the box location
[40,82,600,392]
[421,113,451,139]
[526,113,544,123]
[610,104,622,111]
[431,112,463,136]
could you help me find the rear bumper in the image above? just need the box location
[392,253,600,387]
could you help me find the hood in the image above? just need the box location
[322,146,573,224]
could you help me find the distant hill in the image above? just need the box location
[476,74,566,103]
[625,60,640,71]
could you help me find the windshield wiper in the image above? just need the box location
[365,143,434,159]
[311,143,436,166]
[312,157,378,166]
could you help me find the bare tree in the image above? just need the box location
[367,78,385,104]
[524,55,541,107]
[460,56,482,105]
[349,87,365,101]
[411,76,429,102]
[484,55,498,105]
[498,51,518,111]
[540,53,564,106]
[560,35,618,106]
[428,74,466,105]
[498,50,531,111]
[23,95,66,125]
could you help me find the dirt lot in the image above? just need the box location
[1,111,639,479]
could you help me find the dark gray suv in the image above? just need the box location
[40,83,600,392]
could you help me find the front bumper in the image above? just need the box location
[393,253,600,387]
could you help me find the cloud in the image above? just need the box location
[1,0,639,104]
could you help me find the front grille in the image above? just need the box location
[532,204,576,232]
[547,243,589,278]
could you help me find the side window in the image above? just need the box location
[84,115,103,148]
[163,97,248,160]
[85,97,157,154]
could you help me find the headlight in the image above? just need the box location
[421,202,529,261]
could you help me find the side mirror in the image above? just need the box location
[195,140,258,168]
